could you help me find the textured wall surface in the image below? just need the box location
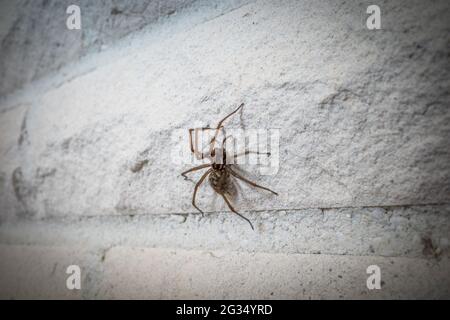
[0,0,449,299]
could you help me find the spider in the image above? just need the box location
[180,103,278,230]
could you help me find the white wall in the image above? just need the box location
[0,0,449,299]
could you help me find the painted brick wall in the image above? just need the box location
[0,0,449,299]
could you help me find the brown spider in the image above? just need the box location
[181,103,278,229]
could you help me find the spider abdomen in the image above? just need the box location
[209,169,231,194]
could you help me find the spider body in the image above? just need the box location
[181,103,278,230]
[209,164,231,194]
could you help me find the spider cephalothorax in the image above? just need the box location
[181,103,278,229]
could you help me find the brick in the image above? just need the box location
[100,247,450,299]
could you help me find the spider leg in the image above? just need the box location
[220,193,254,230]
[211,134,234,165]
[189,126,227,160]
[208,125,225,155]
[192,169,212,216]
[216,103,244,131]
[181,164,211,180]
[233,150,271,160]
[227,167,278,195]
[209,103,244,154]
